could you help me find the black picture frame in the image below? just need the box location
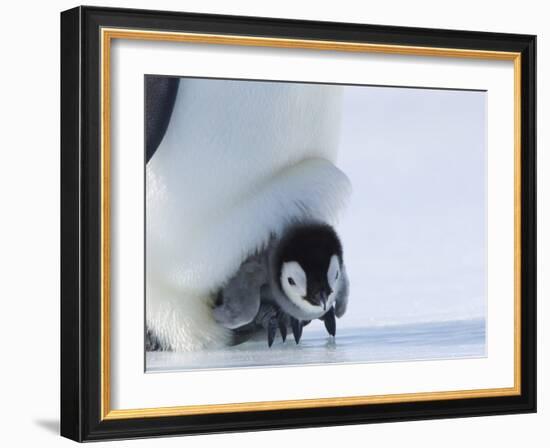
[61,5,536,442]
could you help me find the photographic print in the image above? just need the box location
[61,7,536,440]
[145,76,487,372]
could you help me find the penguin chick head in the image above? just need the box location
[276,223,343,318]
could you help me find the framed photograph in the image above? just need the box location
[60,6,536,442]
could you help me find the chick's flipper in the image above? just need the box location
[213,255,267,329]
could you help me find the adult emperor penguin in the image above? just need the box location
[145,76,351,351]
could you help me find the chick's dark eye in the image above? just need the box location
[335,271,339,280]
[287,277,296,286]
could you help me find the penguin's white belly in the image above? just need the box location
[146,79,351,351]
[146,279,231,351]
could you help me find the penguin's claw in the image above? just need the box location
[323,307,336,337]
[278,312,288,343]
[291,318,303,344]
[267,315,278,347]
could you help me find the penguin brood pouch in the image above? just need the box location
[146,78,351,351]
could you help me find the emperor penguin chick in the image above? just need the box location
[213,222,349,346]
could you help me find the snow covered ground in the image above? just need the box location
[146,317,485,372]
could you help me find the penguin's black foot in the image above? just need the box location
[278,311,289,343]
[291,318,303,344]
[263,308,311,347]
[321,307,336,337]
[265,307,292,347]
[267,314,278,347]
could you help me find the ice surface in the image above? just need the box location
[146,318,485,372]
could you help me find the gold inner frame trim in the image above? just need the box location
[100,27,522,421]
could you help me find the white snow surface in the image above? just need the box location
[146,318,485,372]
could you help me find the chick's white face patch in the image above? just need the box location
[281,261,307,305]
[327,254,340,291]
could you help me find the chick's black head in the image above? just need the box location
[276,222,343,310]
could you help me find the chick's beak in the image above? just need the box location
[314,290,329,310]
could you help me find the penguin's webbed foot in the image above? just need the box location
[267,314,277,347]
[263,308,313,347]
[265,307,291,347]
[291,317,303,344]
[278,311,289,343]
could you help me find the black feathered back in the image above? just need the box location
[145,76,179,163]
